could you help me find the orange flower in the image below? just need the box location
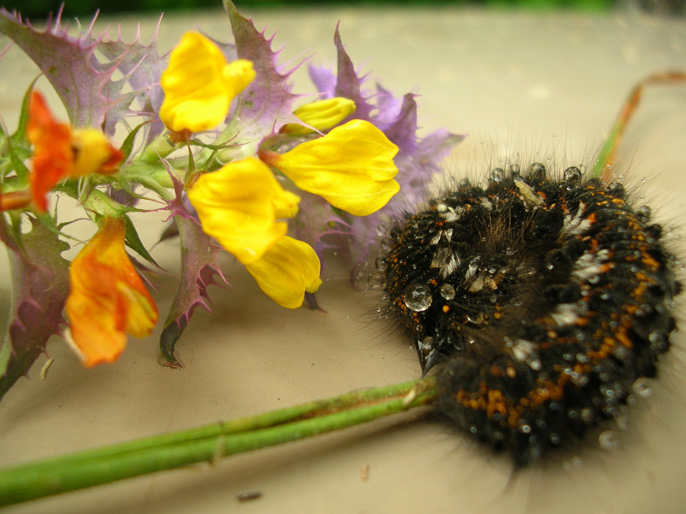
[65,217,158,367]
[27,91,123,211]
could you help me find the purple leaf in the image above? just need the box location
[307,62,336,99]
[333,25,374,122]
[96,19,167,142]
[290,189,347,254]
[384,93,419,154]
[224,1,302,151]
[0,7,165,137]
[160,177,228,366]
[0,217,70,401]
[372,83,404,130]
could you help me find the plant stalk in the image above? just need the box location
[0,376,438,507]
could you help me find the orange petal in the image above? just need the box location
[26,92,124,212]
[65,217,158,367]
[27,91,72,212]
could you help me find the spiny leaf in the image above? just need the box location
[0,8,164,136]
[332,24,374,122]
[160,175,228,366]
[0,216,70,401]
[221,0,303,156]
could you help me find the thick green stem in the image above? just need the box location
[0,376,437,507]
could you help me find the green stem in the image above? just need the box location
[0,376,437,507]
[591,71,686,181]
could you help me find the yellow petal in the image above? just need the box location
[245,236,322,309]
[282,97,356,136]
[265,119,400,216]
[65,217,158,367]
[187,157,301,265]
[224,59,256,94]
[159,32,255,133]
[71,128,124,176]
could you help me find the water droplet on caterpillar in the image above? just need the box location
[439,283,456,300]
[403,283,433,311]
[563,166,582,184]
[490,167,505,183]
[636,205,652,223]
[367,272,386,290]
[632,377,653,397]
[598,430,620,450]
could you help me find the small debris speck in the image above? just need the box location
[237,491,263,503]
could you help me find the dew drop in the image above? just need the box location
[636,205,652,223]
[375,257,388,271]
[616,413,630,431]
[528,162,546,180]
[526,356,542,371]
[403,283,433,312]
[606,182,626,198]
[518,421,532,434]
[598,430,620,450]
[563,166,582,184]
[367,271,386,290]
[490,167,505,183]
[632,377,653,397]
[439,283,456,300]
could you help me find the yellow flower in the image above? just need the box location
[260,119,400,216]
[281,97,356,136]
[245,236,322,309]
[187,157,301,265]
[65,217,158,367]
[159,31,255,134]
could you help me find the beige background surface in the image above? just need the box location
[1,4,686,514]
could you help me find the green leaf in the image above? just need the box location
[119,120,151,162]
[122,214,159,268]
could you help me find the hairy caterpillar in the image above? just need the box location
[372,162,681,466]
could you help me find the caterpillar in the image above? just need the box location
[373,163,681,466]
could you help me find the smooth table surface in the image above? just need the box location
[1,5,686,514]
